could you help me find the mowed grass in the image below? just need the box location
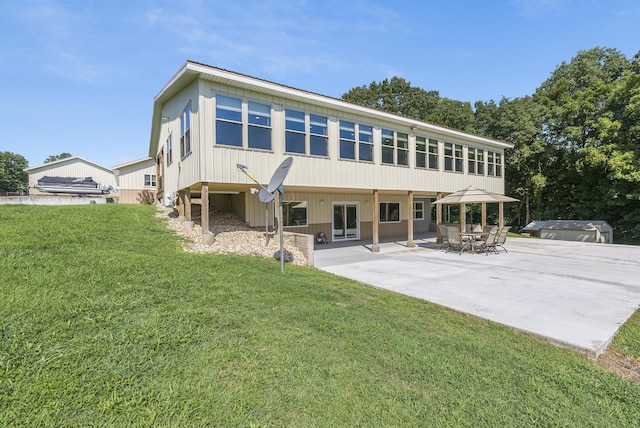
[1,204,639,426]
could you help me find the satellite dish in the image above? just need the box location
[258,187,276,203]
[267,157,293,193]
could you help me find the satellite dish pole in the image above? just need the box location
[237,157,293,273]
[267,158,294,273]
[237,163,276,246]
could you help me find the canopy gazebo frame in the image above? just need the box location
[433,186,518,242]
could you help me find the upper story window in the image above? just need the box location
[216,95,242,147]
[488,151,502,177]
[444,142,463,172]
[180,102,191,158]
[309,114,328,157]
[144,174,157,187]
[381,129,394,165]
[416,136,427,168]
[455,144,463,172]
[285,109,306,154]
[339,120,356,160]
[468,147,484,175]
[428,138,439,170]
[284,110,328,157]
[397,132,409,166]
[359,124,374,162]
[166,134,173,165]
[248,101,271,150]
[381,129,409,166]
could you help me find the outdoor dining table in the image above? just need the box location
[460,232,489,253]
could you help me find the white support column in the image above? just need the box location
[407,191,415,247]
[372,189,380,252]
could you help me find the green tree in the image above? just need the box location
[476,97,547,227]
[342,77,477,132]
[533,47,640,242]
[44,152,72,163]
[342,76,440,121]
[427,98,476,133]
[0,151,29,192]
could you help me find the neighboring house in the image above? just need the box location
[148,61,513,247]
[113,157,157,204]
[25,156,117,197]
[25,155,156,204]
[523,220,613,244]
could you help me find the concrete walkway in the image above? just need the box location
[314,235,640,357]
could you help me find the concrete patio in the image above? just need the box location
[314,234,640,357]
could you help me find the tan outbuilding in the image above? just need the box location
[522,220,613,244]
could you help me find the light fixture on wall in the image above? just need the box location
[161,115,170,122]
[320,199,325,205]
[365,200,370,205]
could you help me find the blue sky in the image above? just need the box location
[1,0,638,168]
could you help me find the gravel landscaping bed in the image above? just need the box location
[156,208,307,266]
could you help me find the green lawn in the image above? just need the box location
[1,204,639,426]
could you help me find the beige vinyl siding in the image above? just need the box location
[245,192,416,227]
[113,158,156,204]
[159,80,202,192]
[178,80,506,196]
[204,146,504,195]
[150,63,511,213]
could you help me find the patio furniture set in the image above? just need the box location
[438,224,511,255]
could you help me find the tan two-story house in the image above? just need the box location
[149,61,512,249]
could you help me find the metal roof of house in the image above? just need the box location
[523,220,611,231]
[149,60,514,157]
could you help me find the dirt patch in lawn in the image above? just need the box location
[597,349,640,385]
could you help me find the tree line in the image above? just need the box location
[0,152,72,194]
[342,46,640,244]
[3,47,638,242]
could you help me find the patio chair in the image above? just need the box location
[446,226,471,255]
[494,226,511,253]
[479,227,499,255]
[437,224,450,251]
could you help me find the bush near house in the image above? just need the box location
[137,189,155,204]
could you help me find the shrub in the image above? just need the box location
[137,189,155,205]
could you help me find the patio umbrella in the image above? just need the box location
[432,186,519,205]
[433,186,518,238]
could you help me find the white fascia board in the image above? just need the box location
[148,61,513,157]
[186,62,514,150]
[112,157,154,170]
[25,156,113,174]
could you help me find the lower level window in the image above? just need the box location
[380,202,400,223]
[283,201,308,227]
[413,201,424,220]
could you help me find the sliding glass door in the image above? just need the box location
[333,202,359,241]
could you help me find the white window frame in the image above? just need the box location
[428,138,439,170]
[180,102,191,158]
[283,201,308,227]
[413,201,424,220]
[379,202,401,223]
[144,174,156,187]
